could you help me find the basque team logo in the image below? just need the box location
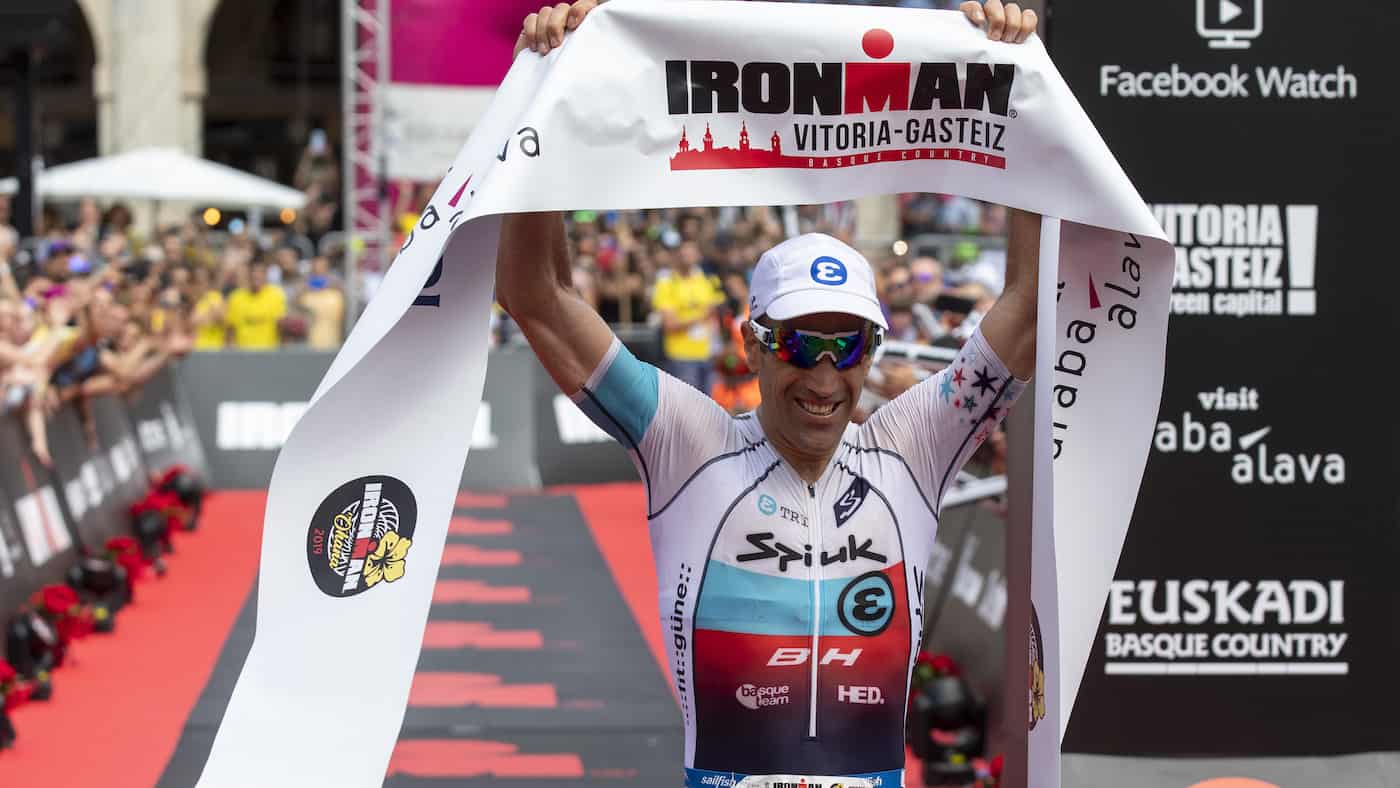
[837,571,894,636]
[307,475,418,598]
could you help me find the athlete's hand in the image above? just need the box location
[515,0,602,58]
[960,0,1038,44]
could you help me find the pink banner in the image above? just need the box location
[391,0,543,85]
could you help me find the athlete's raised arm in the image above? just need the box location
[495,211,615,393]
[958,0,1041,380]
[497,1,613,393]
[975,207,1040,381]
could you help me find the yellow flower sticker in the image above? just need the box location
[363,531,412,588]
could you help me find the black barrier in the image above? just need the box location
[174,354,306,489]
[922,487,1009,714]
[130,364,210,480]
[0,415,78,614]
[94,396,149,507]
[531,358,640,487]
[0,474,38,618]
[45,405,123,551]
[173,338,663,492]
[460,348,541,489]
[0,380,205,648]
[1051,1,1399,759]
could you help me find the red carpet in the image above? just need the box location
[4,485,929,786]
[0,491,265,788]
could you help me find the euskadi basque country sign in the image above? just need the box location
[1052,0,1400,760]
[198,3,1173,787]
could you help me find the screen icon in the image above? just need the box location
[1196,0,1262,49]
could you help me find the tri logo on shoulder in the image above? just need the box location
[306,475,418,597]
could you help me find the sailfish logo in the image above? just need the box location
[833,476,870,527]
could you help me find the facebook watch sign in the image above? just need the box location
[811,256,848,285]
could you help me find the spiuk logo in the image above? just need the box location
[667,28,1016,172]
[307,475,418,598]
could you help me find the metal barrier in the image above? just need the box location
[0,364,209,616]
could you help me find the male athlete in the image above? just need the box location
[500,2,1040,785]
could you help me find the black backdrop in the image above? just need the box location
[1049,1,1400,756]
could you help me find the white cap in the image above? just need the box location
[749,233,887,330]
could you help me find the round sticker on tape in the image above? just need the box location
[306,475,418,598]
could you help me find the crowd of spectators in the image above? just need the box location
[0,176,1008,468]
[0,192,346,467]
[485,195,1013,422]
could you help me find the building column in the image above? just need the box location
[77,0,114,155]
[83,0,219,157]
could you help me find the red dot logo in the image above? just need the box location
[862,28,894,59]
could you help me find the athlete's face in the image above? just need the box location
[745,311,874,458]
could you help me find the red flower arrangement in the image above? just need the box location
[0,660,33,711]
[972,753,1004,787]
[130,489,187,542]
[35,584,95,644]
[909,650,963,707]
[105,536,147,581]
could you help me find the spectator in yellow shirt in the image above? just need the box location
[298,256,346,350]
[190,266,228,350]
[651,240,723,393]
[225,261,286,350]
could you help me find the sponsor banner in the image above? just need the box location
[390,0,542,87]
[533,359,637,487]
[921,485,1011,710]
[388,0,542,181]
[0,411,78,612]
[199,3,1170,786]
[128,364,210,480]
[385,84,498,182]
[179,352,326,489]
[94,396,149,504]
[0,395,160,625]
[684,767,898,788]
[1051,0,1399,763]
[462,348,540,489]
[176,349,546,491]
[44,403,128,550]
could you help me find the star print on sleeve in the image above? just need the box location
[939,376,955,402]
[952,367,967,387]
[963,395,978,412]
[971,366,999,397]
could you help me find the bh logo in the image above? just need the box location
[811,256,848,286]
[757,494,778,515]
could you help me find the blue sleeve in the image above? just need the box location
[572,339,659,451]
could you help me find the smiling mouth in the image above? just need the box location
[797,399,838,417]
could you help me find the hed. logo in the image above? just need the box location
[307,476,417,598]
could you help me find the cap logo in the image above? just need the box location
[810,256,848,286]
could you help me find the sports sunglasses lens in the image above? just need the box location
[833,331,868,370]
[776,329,817,368]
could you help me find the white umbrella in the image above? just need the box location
[0,147,306,210]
